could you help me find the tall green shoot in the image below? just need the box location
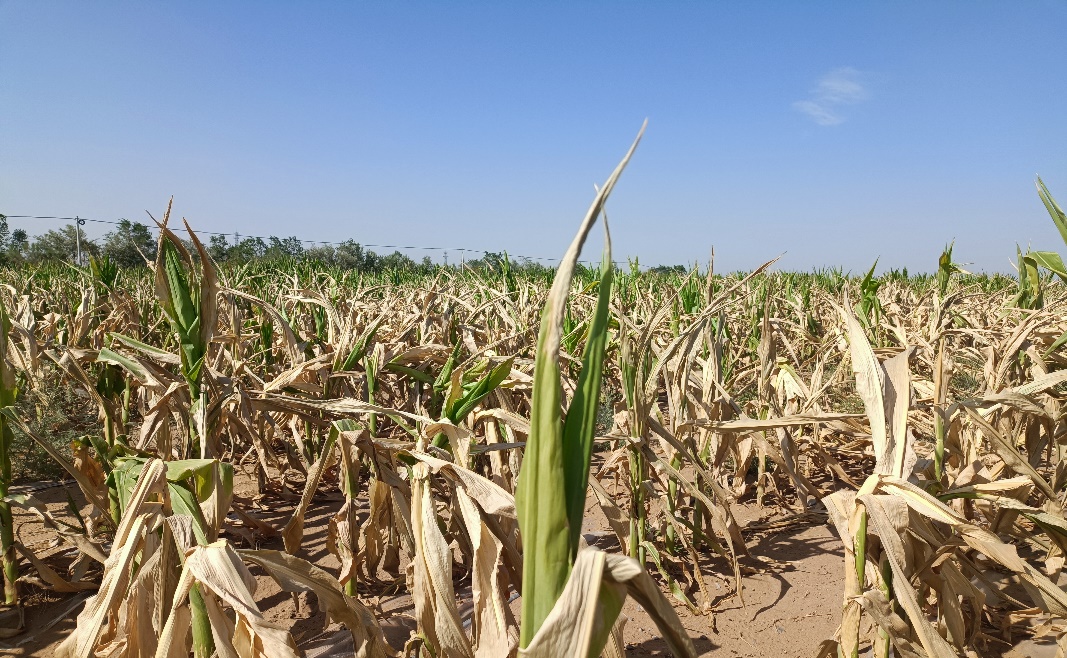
[152,204,218,459]
[517,123,643,649]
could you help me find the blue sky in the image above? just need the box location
[2,2,1066,272]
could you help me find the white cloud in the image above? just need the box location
[791,100,844,126]
[793,67,869,126]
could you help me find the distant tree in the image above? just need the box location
[236,237,268,261]
[649,264,687,275]
[514,257,554,279]
[480,252,509,273]
[208,234,231,262]
[266,236,304,259]
[27,224,99,264]
[213,236,268,262]
[1,228,29,267]
[361,250,383,273]
[7,229,28,263]
[378,250,417,271]
[334,240,370,270]
[102,219,156,267]
[300,245,335,264]
[0,216,30,269]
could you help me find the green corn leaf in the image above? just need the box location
[434,340,464,394]
[169,481,210,545]
[1045,328,1067,358]
[447,357,514,424]
[184,218,218,355]
[162,239,198,340]
[106,457,146,518]
[1030,250,1067,283]
[108,332,174,359]
[516,260,572,649]
[96,347,151,383]
[383,361,435,385]
[152,216,218,411]
[1037,176,1067,249]
[166,459,233,489]
[561,241,613,557]
[517,120,644,648]
[338,315,384,371]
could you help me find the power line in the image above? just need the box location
[2,213,621,265]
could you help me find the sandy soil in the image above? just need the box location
[0,469,1053,657]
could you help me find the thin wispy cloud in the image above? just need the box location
[793,67,870,126]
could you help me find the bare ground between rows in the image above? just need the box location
[0,471,1051,658]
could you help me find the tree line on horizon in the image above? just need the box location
[0,215,702,278]
[0,215,579,275]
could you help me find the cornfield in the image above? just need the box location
[2,131,1067,658]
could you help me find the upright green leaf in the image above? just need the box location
[1037,176,1067,248]
[517,120,644,648]
[561,240,613,558]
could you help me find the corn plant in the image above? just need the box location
[516,121,695,657]
[1012,178,1067,310]
[0,298,17,605]
[152,202,218,458]
[855,259,883,345]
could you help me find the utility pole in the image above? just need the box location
[74,216,86,266]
